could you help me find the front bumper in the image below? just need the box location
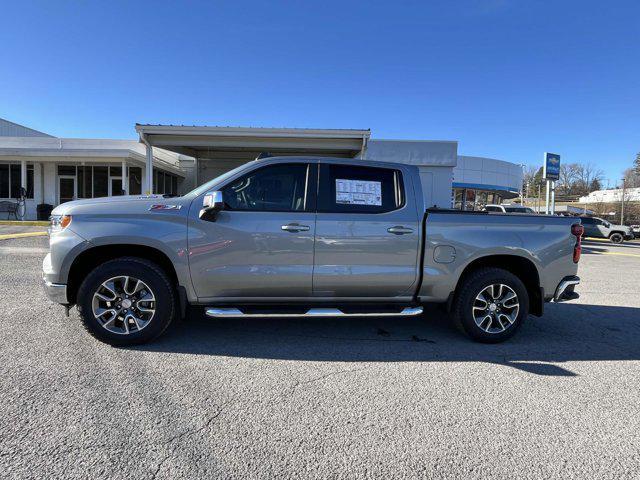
[42,273,68,304]
[554,275,580,302]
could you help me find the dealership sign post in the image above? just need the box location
[543,153,560,214]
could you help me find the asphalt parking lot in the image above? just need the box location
[1,230,639,479]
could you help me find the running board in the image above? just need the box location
[205,306,423,318]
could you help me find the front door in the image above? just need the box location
[188,162,317,301]
[58,176,76,204]
[313,162,421,298]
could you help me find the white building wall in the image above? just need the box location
[454,156,522,193]
[580,187,640,203]
[418,166,454,209]
[365,140,457,208]
[43,162,56,205]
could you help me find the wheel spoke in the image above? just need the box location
[127,314,143,331]
[95,292,115,302]
[124,277,141,296]
[498,314,510,331]
[498,312,514,326]
[492,284,503,300]
[138,291,155,302]
[475,292,489,307]
[101,281,118,299]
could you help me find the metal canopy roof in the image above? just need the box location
[135,124,370,158]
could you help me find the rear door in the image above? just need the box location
[312,162,420,298]
[188,161,317,300]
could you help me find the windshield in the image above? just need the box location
[183,162,253,199]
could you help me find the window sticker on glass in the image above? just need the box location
[335,179,382,206]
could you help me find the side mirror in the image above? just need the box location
[199,191,224,221]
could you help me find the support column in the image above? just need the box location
[144,140,154,195]
[545,180,550,214]
[20,160,27,221]
[122,159,129,195]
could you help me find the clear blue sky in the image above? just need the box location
[1,0,638,186]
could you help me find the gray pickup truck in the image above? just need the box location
[43,157,583,346]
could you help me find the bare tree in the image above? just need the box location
[623,167,640,188]
[557,163,580,195]
[574,163,605,195]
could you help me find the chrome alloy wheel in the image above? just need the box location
[472,283,520,334]
[91,276,156,335]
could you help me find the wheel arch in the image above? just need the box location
[67,244,180,306]
[452,254,543,316]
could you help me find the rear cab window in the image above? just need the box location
[317,163,404,214]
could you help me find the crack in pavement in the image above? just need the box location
[150,400,232,479]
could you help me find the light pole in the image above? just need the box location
[621,177,626,224]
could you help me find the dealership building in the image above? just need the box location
[0,118,523,220]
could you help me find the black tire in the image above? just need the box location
[609,232,624,244]
[76,257,176,346]
[451,267,529,343]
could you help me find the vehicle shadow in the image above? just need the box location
[133,303,640,377]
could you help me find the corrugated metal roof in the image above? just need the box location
[0,118,54,138]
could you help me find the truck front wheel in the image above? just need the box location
[452,268,529,343]
[76,257,176,346]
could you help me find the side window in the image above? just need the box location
[485,206,501,212]
[318,164,404,214]
[580,217,593,225]
[222,163,311,212]
[594,219,604,226]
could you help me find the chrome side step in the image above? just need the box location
[205,306,423,318]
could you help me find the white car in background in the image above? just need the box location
[484,204,536,214]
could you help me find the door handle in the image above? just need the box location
[281,223,310,233]
[387,226,413,235]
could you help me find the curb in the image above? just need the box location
[0,220,49,226]
[0,232,48,241]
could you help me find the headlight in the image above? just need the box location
[50,215,72,233]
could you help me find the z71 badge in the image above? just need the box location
[149,204,182,211]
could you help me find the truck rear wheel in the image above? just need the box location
[76,257,176,346]
[452,267,529,343]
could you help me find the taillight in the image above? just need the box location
[571,224,583,263]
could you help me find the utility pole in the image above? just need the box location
[621,177,626,224]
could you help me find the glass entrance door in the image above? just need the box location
[110,177,123,196]
[59,176,76,203]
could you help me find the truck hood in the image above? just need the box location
[51,195,188,216]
